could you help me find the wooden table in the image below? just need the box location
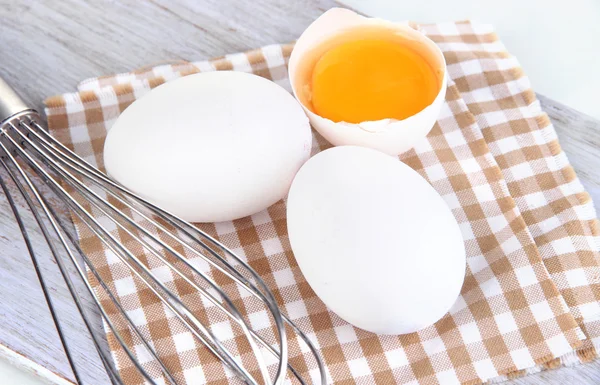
[0,1,599,384]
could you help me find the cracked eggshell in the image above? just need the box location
[288,8,447,156]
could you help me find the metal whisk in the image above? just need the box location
[0,77,325,385]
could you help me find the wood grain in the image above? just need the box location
[0,1,598,384]
[538,94,600,217]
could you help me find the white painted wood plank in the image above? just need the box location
[0,1,598,384]
[0,343,73,385]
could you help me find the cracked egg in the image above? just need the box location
[289,8,447,155]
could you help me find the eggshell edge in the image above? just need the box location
[289,8,448,156]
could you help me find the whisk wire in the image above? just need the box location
[3,126,258,385]
[23,118,324,384]
[0,141,133,385]
[15,119,313,384]
[39,191,179,385]
[9,121,270,385]
[27,119,326,385]
[0,77,326,385]
[0,165,86,385]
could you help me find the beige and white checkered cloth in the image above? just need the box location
[44,21,600,385]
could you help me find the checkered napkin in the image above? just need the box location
[44,21,600,385]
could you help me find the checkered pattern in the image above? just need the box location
[43,21,599,385]
[418,21,600,364]
[420,21,600,324]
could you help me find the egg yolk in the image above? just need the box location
[310,39,439,124]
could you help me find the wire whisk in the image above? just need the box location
[0,77,325,385]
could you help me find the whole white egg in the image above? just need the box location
[103,71,312,222]
[287,146,465,335]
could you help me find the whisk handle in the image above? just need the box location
[0,77,32,123]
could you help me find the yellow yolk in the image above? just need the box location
[310,39,439,124]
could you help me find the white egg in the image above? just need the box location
[288,8,447,156]
[287,146,465,335]
[103,71,312,223]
